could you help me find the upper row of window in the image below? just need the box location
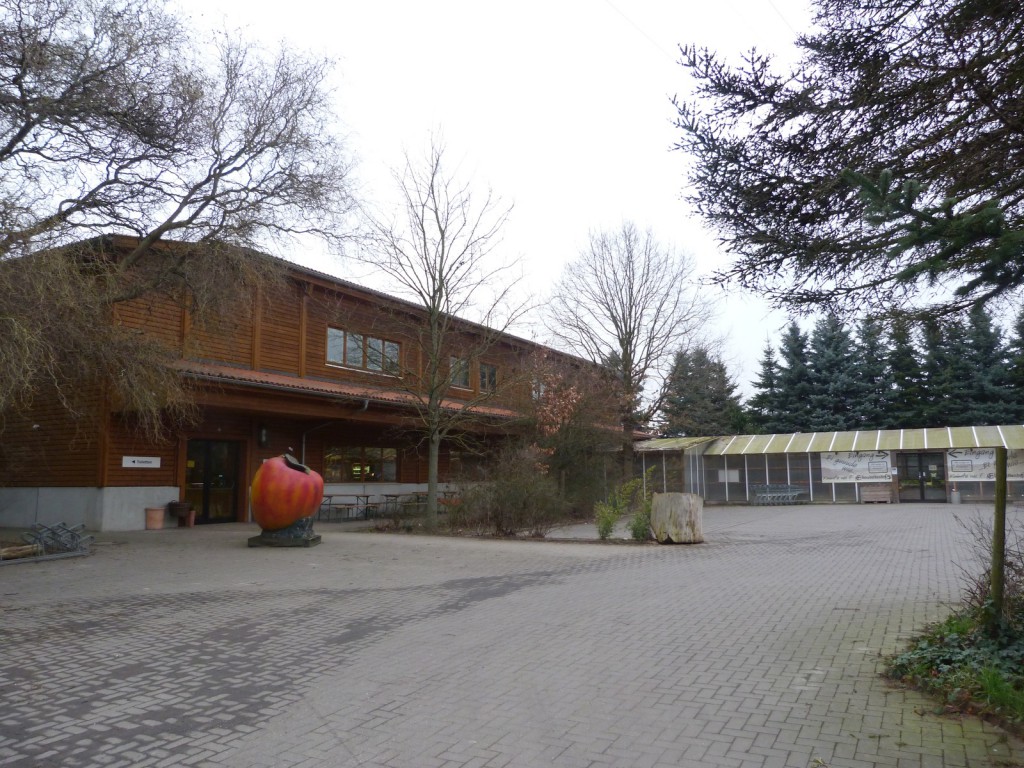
[327,328,399,373]
[326,328,497,391]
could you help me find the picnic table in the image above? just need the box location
[318,494,373,521]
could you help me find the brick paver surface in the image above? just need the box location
[2,504,1022,767]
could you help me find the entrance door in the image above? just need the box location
[897,452,947,502]
[185,440,241,523]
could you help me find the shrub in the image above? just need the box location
[629,503,652,542]
[594,471,652,541]
[595,502,618,540]
[447,445,567,537]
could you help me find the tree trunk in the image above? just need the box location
[426,429,441,529]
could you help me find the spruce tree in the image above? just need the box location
[855,317,894,430]
[888,318,926,428]
[1006,308,1024,421]
[660,346,744,437]
[746,341,783,434]
[920,319,974,427]
[775,322,813,432]
[806,315,863,431]
[961,307,1015,426]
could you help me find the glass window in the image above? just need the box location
[450,357,470,388]
[324,446,398,483]
[326,328,400,375]
[480,363,497,392]
[383,341,400,373]
[326,328,344,363]
[366,337,383,371]
[345,333,364,367]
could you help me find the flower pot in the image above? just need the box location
[145,507,165,530]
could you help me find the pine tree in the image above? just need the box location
[806,315,863,431]
[774,322,813,432]
[1006,308,1024,421]
[746,341,783,434]
[853,318,894,429]
[920,319,975,427]
[660,346,744,437]
[888,318,926,428]
[961,307,1015,426]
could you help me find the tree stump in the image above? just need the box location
[651,492,704,544]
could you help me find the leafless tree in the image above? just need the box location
[0,0,356,436]
[360,138,525,526]
[545,222,710,475]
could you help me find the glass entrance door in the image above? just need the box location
[897,452,947,502]
[185,440,241,523]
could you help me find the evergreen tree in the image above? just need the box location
[1006,308,1024,421]
[920,319,975,427]
[774,322,813,432]
[746,341,783,434]
[660,346,744,437]
[888,318,926,428]
[806,315,863,431]
[854,317,894,429]
[961,307,1015,426]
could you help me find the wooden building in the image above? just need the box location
[0,238,576,531]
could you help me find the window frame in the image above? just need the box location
[449,356,471,389]
[323,445,398,483]
[479,362,498,393]
[327,328,400,374]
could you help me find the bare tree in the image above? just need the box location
[545,223,709,475]
[0,0,356,435]
[361,139,524,526]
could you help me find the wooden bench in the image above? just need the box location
[750,484,806,505]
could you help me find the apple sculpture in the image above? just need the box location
[251,454,324,531]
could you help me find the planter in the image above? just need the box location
[144,507,165,530]
[168,501,196,528]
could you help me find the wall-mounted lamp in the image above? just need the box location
[257,425,269,448]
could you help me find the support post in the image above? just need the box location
[989,446,1007,634]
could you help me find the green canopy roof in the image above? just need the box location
[636,425,1024,455]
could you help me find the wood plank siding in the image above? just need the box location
[2,238,593,498]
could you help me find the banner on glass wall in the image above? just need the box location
[821,451,892,483]
[947,448,1024,481]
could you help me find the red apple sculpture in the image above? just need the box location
[251,454,324,531]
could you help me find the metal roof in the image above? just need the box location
[637,426,1024,455]
[634,436,718,452]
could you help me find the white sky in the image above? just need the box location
[174,0,815,396]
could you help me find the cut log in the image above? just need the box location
[651,492,704,544]
[0,543,43,560]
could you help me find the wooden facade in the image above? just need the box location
[0,238,575,531]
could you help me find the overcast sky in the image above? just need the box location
[175,0,815,396]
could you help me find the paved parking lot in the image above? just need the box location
[1,503,1022,767]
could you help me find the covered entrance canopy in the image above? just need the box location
[637,425,1024,504]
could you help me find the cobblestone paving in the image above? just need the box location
[1,504,1022,767]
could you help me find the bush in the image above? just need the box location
[595,502,618,540]
[885,515,1024,732]
[629,504,652,542]
[446,445,567,537]
[594,472,652,541]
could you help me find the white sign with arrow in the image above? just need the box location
[122,456,161,469]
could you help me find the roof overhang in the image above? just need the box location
[636,426,1024,455]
